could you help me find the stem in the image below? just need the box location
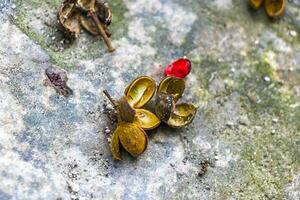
[103,90,117,108]
[90,12,115,52]
[103,90,121,122]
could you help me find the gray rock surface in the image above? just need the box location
[0,0,300,199]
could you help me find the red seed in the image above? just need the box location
[165,58,191,79]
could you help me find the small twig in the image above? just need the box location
[90,12,115,52]
[103,90,121,122]
[103,90,118,108]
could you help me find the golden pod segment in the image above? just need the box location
[249,0,264,9]
[59,2,81,37]
[134,109,161,130]
[155,93,175,122]
[158,77,185,103]
[116,122,148,158]
[125,76,156,108]
[167,103,197,128]
[111,128,121,160]
[265,0,286,18]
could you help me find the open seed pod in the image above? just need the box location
[111,122,148,160]
[58,0,115,51]
[265,0,286,18]
[155,77,197,128]
[158,76,185,103]
[125,76,156,108]
[249,0,264,9]
[58,2,81,37]
[167,103,197,128]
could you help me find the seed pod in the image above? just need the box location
[117,96,136,123]
[249,0,264,9]
[79,15,99,35]
[167,103,197,128]
[96,0,112,26]
[155,92,175,122]
[265,0,286,18]
[58,2,81,37]
[76,0,96,11]
[79,1,112,35]
[116,122,148,158]
[158,76,185,103]
[125,76,156,108]
[134,109,161,130]
[155,77,197,128]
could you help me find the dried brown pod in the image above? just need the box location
[155,77,197,128]
[249,0,264,10]
[265,0,286,18]
[103,76,160,160]
[58,2,80,37]
[58,0,115,52]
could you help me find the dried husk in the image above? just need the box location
[249,0,264,9]
[155,92,175,122]
[265,0,286,18]
[76,0,96,11]
[117,122,148,157]
[125,76,156,108]
[79,15,99,35]
[96,0,112,26]
[79,1,112,35]
[58,2,81,37]
[158,77,185,103]
[134,109,161,130]
[167,103,197,128]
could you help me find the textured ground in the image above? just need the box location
[0,0,300,199]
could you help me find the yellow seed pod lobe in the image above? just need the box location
[118,122,148,157]
[167,103,197,128]
[249,0,264,9]
[125,76,156,108]
[265,0,286,18]
[111,129,121,160]
[158,77,185,103]
[134,109,161,130]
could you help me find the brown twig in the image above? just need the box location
[90,12,115,52]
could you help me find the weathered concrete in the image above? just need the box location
[0,0,299,199]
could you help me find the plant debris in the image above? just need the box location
[155,76,197,128]
[103,59,197,160]
[44,67,73,96]
[103,76,160,160]
[198,160,210,177]
[58,0,115,52]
